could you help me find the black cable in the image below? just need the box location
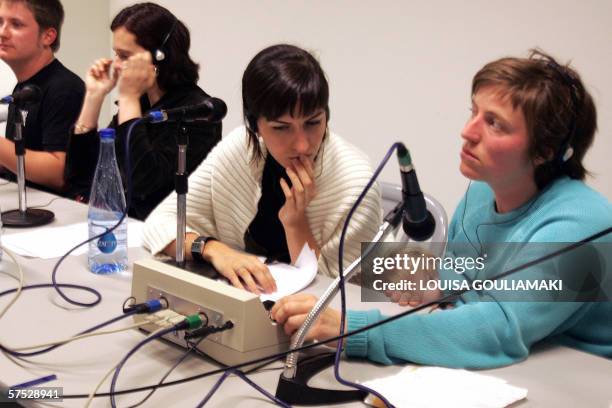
[0,283,100,301]
[126,322,232,408]
[243,356,285,375]
[460,180,551,258]
[110,325,178,408]
[189,340,285,374]
[125,335,208,408]
[197,368,290,408]
[190,321,288,407]
[59,225,611,400]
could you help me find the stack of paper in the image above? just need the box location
[3,221,144,259]
[363,365,527,408]
[260,244,318,301]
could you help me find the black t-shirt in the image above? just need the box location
[244,154,291,263]
[3,59,84,192]
[64,84,222,220]
[6,59,84,151]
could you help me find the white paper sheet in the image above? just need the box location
[3,221,144,259]
[363,365,527,408]
[259,244,318,301]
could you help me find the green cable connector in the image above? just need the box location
[184,314,203,330]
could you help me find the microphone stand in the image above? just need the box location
[175,121,188,265]
[167,120,216,278]
[275,208,400,405]
[1,108,54,227]
[275,192,447,405]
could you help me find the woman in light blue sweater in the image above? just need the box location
[271,50,612,368]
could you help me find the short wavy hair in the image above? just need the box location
[3,0,64,51]
[472,49,597,189]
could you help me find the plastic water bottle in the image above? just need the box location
[88,128,127,274]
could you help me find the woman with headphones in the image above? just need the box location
[143,44,382,294]
[65,2,221,220]
[271,50,612,368]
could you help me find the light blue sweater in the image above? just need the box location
[346,178,612,368]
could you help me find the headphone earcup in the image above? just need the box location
[154,49,165,62]
[561,146,574,162]
[154,16,178,64]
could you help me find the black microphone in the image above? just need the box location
[145,97,227,123]
[0,84,42,107]
[397,143,435,241]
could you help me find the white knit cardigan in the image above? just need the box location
[142,126,383,278]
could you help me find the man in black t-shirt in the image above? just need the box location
[0,0,84,193]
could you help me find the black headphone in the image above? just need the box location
[153,16,178,62]
[557,89,578,164]
[547,61,579,164]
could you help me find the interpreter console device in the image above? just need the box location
[131,258,289,366]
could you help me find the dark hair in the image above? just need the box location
[4,0,64,52]
[242,44,330,162]
[472,49,597,189]
[111,2,199,91]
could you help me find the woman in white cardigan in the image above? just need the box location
[143,44,382,295]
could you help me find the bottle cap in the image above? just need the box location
[99,128,116,140]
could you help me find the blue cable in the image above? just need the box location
[109,325,178,408]
[197,369,291,407]
[0,120,143,357]
[50,119,142,307]
[334,142,403,408]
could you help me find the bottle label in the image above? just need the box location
[94,224,118,254]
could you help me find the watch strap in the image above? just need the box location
[191,236,216,262]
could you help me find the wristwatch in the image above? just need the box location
[191,236,216,262]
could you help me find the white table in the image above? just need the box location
[0,183,610,407]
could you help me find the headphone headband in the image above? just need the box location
[546,61,580,164]
[154,16,178,62]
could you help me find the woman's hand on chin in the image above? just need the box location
[278,156,317,228]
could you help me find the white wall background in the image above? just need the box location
[89,1,612,213]
[57,0,111,123]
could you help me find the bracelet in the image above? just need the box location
[74,123,94,133]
